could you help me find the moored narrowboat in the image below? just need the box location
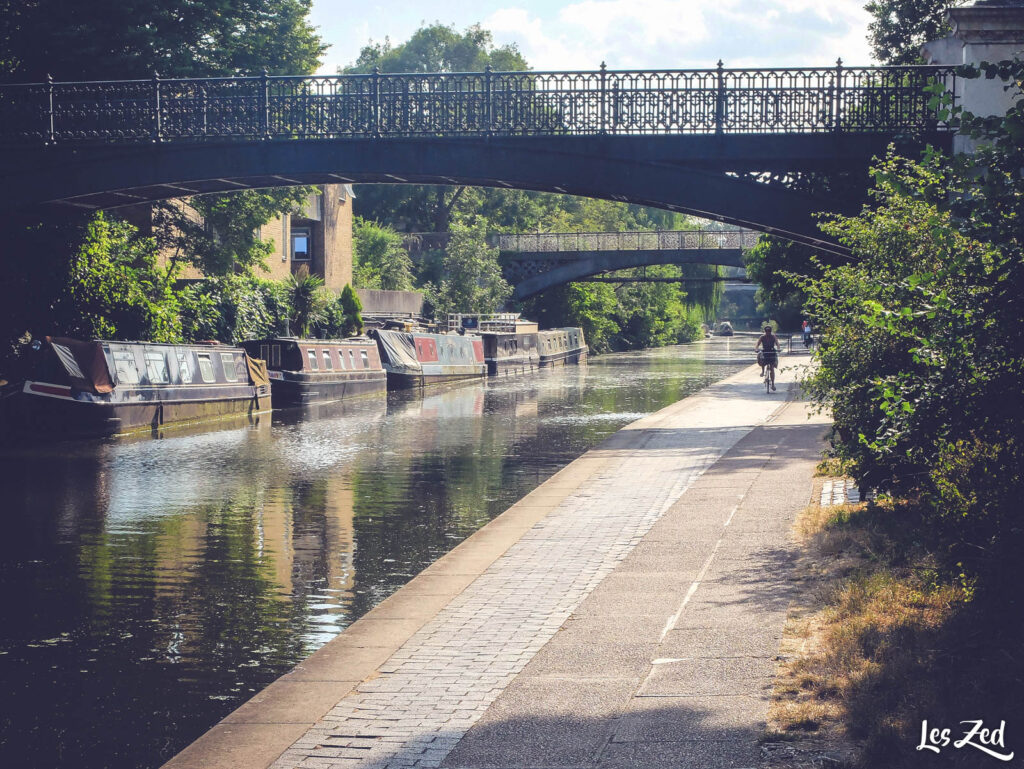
[239,337,386,408]
[537,328,588,367]
[481,332,540,376]
[1,337,270,439]
[372,329,486,389]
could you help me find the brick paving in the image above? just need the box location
[268,369,798,769]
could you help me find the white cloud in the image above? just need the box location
[485,0,876,71]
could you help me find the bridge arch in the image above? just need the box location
[7,136,848,251]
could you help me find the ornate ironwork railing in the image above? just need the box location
[0,64,956,146]
[497,229,762,253]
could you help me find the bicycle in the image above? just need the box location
[757,350,778,393]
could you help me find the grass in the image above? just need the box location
[764,489,1023,768]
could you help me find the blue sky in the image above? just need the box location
[309,0,876,74]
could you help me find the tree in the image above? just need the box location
[0,0,325,82]
[344,23,526,75]
[154,188,314,276]
[64,212,182,342]
[0,1,326,357]
[352,218,415,290]
[801,60,1024,580]
[339,284,364,337]
[344,24,529,236]
[286,266,328,337]
[865,0,968,65]
[426,217,511,317]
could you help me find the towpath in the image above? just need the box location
[163,360,829,769]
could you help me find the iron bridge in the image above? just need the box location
[0,64,957,247]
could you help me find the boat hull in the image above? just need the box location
[7,382,270,439]
[269,371,386,407]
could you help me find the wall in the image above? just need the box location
[356,289,425,317]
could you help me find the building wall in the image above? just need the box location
[148,185,354,293]
[261,183,353,292]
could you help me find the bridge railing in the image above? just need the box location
[0,64,956,145]
[496,229,762,253]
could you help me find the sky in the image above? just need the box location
[309,0,877,74]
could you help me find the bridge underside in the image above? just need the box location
[505,248,745,300]
[0,133,951,252]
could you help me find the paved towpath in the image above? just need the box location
[163,361,829,769]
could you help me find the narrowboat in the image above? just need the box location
[1,337,270,439]
[537,328,588,367]
[239,337,386,408]
[371,329,486,389]
[481,332,541,376]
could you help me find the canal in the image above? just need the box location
[0,339,747,769]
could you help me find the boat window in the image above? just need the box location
[112,350,140,385]
[360,350,369,368]
[259,344,270,362]
[306,349,318,370]
[322,349,333,370]
[271,345,281,367]
[144,351,170,384]
[176,352,193,384]
[348,350,356,368]
[221,352,238,382]
[197,353,215,382]
[336,349,347,369]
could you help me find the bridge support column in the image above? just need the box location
[923,0,1024,154]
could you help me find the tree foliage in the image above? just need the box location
[802,60,1024,581]
[0,0,325,81]
[65,212,182,342]
[426,217,511,317]
[154,188,314,276]
[864,0,967,65]
[343,23,527,75]
[352,218,415,290]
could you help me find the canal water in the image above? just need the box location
[0,340,747,769]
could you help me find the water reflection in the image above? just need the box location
[0,341,744,769]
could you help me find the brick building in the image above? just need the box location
[255,184,355,292]
[128,183,355,293]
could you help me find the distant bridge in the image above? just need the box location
[0,65,956,247]
[405,228,757,299]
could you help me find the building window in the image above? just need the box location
[292,226,311,261]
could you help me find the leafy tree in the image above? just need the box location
[339,284,364,337]
[344,24,528,235]
[352,218,415,290]
[178,275,290,343]
[742,237,848,329]
[865,0,967,65]
[0,1,326,357]
[344,23,526,75]
[64,212,181,342]
[154,188,314,276]
[801,60,1024,581]
[426,217,511,317]
[0,0,325,81]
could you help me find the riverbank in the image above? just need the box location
[162,361,830,769]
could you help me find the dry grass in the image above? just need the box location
[762,483,976,768]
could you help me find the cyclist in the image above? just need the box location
[755,324,779,392]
